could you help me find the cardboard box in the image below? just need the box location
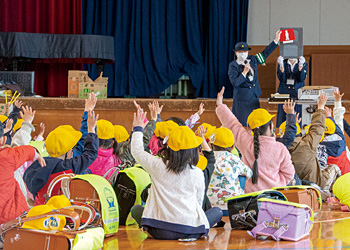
[68,71,89,98]
[78,73,108,99]
[0,103,10,116]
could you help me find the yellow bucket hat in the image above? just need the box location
[211,127,235,148]
[201,123,217,140]
[325,118,336,135]
[247,109,275,130]
[45,125,82,157]
[0,115,7,123]
[22,205,66,231]
[154,120,179,139]
[333,173,350,208]
[278,121,301,136]
[46,195,72,209]
[167,126,202,151]
[96,119,114,140]
[114,125,130,143]
[13,119,24,132]
[197,155,208,171]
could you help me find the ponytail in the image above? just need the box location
[252,127,260,184]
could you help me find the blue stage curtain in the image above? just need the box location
[82,0,248,98]
[201,0,249,98]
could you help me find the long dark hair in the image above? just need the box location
[251,120,272,184]
[166,117,186,126]
[161,147,199,174]
[99,138,119,156]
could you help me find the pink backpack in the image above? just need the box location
[248,198,314,241]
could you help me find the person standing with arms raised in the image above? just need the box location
[228,30,282,126]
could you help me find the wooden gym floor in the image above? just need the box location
[102,204,350,250]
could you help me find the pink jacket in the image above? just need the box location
[216,104,295,193]
[85,148,121,180]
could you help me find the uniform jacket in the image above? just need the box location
[23,133,99,198]
[216,104,294,193]
[288,109,325,186]
[228,41,278,126]
[277,61,308,98]
[0,145,35,225]
[202,150,215,211]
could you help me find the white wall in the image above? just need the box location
[247,0,350,45]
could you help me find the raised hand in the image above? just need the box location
[333,89,344,103]
[196,103,205,116]
[317,91,328,110]
[195,125,208,139]
[14,100,23,109]
[148,101,157,121]
[283,99,296,114]
[295,112,302,124]
[154,101,163,115]
[20,106,36,124]
[217,87,225,106]
[38,122,46,137]
[133,109,148,129]
[275,30,282,42]
[87,110,99,133]
[324,106,332,118]
[4,118,13,134]
[84,93,97,111]
[133,100,144,114]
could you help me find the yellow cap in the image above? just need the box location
[325,118,336,135]
[212,127,235,148]
[167,126,203,151]
[114,125,130,143]
[0,115,7,123]
[333,173,350,208]
[45,125,82,157]
[13,119,24,132]
[197,155,208,171]
[201,123,217,140]
[247,109,275,129]
[154,120,179,139]
[96,119,114,140]
[278,121,301,136]
[22,205,66,231]
[46,195,72,209]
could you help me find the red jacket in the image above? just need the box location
[0,146,35,225]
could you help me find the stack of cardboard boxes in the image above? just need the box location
[68,71,108,99]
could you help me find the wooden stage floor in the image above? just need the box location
[102,205,350,250]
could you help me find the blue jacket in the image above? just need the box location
[277,61,308,98]
[320,117,347,157]
[277,114,297,149]
[23,133,99,198]
[228,41,278,126]
[73,111,89,157]
[344,119,350,138]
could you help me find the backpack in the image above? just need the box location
[113,165,151,225]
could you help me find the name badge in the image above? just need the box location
[287,79,295,85]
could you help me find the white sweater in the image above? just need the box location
[131,131,209,235]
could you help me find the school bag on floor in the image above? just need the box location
[113,165,151,225]
[226,190,287,230]
[49,174,119,236]
[272,185,322,212]
[248,198,314,241]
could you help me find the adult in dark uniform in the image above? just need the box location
[276,56,308,127]
[228,30,281,126]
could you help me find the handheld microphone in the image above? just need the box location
[244,60,252,78]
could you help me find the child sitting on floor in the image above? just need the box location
[23,110,99,205]
[207,127,252,211]
[215,87,295,193]
[83,119,121,179]
[130,110,222,240]
[0,122,46,226]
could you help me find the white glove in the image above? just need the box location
[299,56,305,66]
[277,56,284,67]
